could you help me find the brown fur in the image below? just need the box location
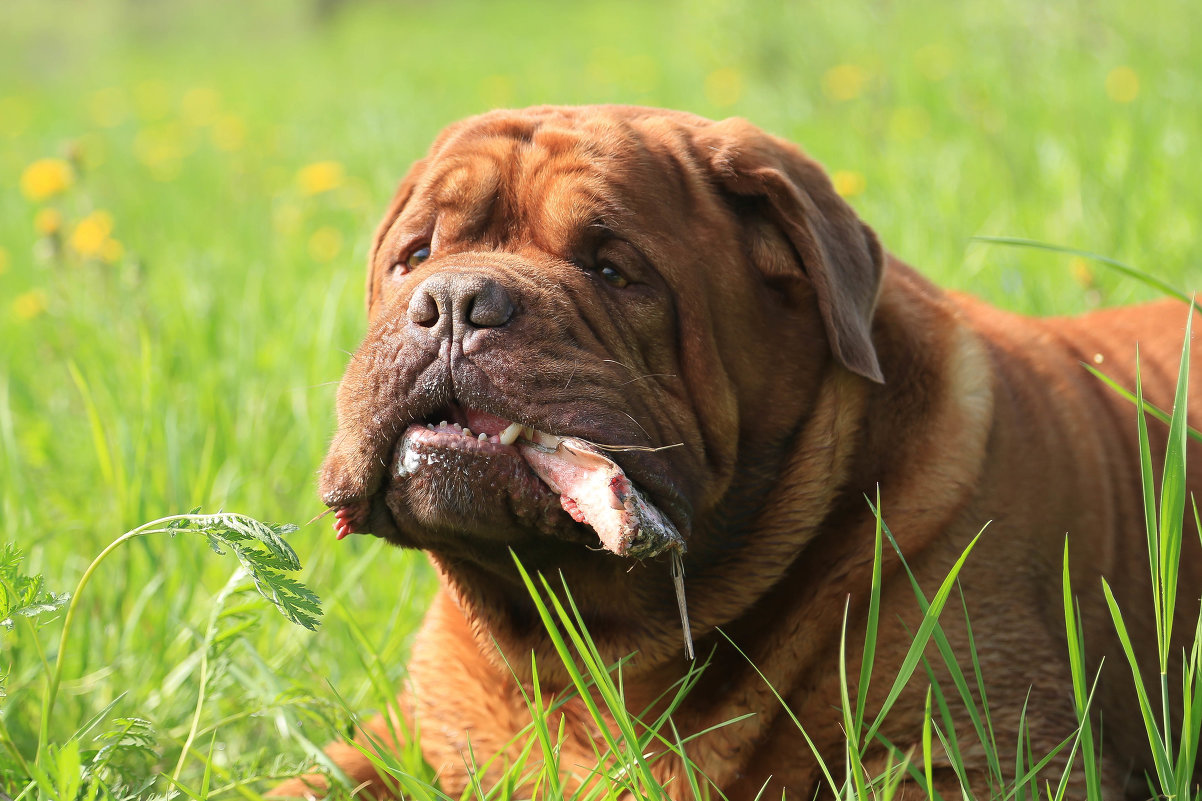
[274,106,1202,800]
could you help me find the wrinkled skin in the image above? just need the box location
[276,106,1201,800]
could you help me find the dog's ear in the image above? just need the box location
[365,157,429,315]
[695,118,884,383]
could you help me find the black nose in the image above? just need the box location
[407,273,515,339]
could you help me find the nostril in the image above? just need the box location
[467,281,515,328]
[407,289,439,327]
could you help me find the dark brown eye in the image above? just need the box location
[599,264,628,288]
[406,246,431,269]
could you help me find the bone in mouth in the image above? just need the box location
[516,433,684,559]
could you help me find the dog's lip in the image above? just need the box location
[328,401,691,551]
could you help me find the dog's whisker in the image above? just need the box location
[602,358,641,373]
[620,411,652,440]
[563,360,580,391]
[307,508,334,525]
[620,373,677,386]
[593,441,685,453]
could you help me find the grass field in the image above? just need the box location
[1,0,1200,797]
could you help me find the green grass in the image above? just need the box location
[1,0,1200,797]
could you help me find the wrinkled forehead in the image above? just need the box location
[406,111,700,247]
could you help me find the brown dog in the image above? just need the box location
[280,106,1201,799]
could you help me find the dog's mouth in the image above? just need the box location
[331,401,684,560]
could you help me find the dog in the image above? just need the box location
[276,105,1201,799]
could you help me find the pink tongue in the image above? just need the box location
[518,438,683,558]
[463,408,513,437]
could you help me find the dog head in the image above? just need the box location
[319,106,883,665]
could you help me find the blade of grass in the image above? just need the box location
[1101,579,1174,788]
[1083,364,1202,446]
[1060,538,1103,800]
[855,487,885,739]
[874,502,1004,787]
[922,685,935,798]
[511,556,664,800]
[715,628,842,794]
[838,598,870,801]
[970,237,1188,302]
[1156,304,1193,682]
[863,528,983,746]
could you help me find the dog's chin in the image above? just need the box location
[382,421,592,549]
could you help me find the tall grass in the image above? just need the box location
[2,0,1200,797]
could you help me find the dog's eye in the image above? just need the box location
[406,246,431,269]
[389,245,431,276]
[599,264,629,288]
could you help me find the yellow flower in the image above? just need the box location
[1069,256,1094,287]
[20,158,74,201]
[0,246,9,275]
[831,170,866,198]
[12,290,47,321]
[211,114,246,152]
[1105,66,1139,103]
[308,226,343,262]
[822,64,871,101]
[704,68,744,108]
[70,211,115,258]
[181,87,221,126]
[297,161,344,196]
[34,208,63,236]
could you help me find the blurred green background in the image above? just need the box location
[0,0,1198,792]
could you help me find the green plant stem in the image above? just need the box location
[173,569,243,783]
[37,527,140,763]
[34,513,214,764]
[173,619,214,784]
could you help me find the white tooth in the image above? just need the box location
[533,429,563,448]
[478,432,487,441]
[498,422,523,446]
[463,427,473,437]
[439,420,448,427]
[427,424,434,430]
[522,426,535,441]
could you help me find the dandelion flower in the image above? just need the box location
[704,68,743,108]
[297,161,344,196]
[831,170,866,198]
[1105,67,1139,103]
[212,114,246,151]
[20,158,74,201]
[70,211,115,258]
[822,64,871,102]
[12,290,48,321]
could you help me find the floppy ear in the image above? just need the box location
[695,118,885,383]
[365,157,429,315]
